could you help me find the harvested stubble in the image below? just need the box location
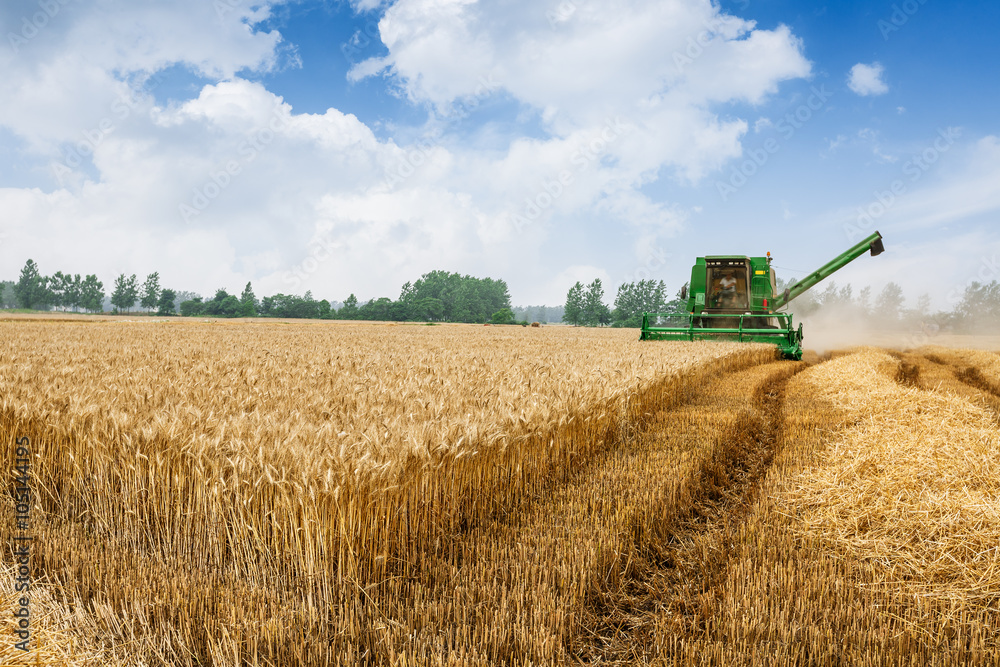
[573,359,803,663]
[0,563,105,665]
[927,345,1000,403]
[386,356,791,665]
[653,347,1000,666]
[890,346,1000,423]
[0,320,769,664]
[789,349,1000,607]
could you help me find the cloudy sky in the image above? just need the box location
[1,0,998,309]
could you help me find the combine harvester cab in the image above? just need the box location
[640,231,885,360]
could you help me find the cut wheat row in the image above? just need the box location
[653,347,1000,666]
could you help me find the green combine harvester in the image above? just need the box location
[640,231,885,360]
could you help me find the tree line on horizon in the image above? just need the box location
[561,278,686,327]
[2,260,520,324]
[7,258,997,332]
[561,275,1000,333]
[780,278,1000,333]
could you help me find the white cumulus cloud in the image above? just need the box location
[847,62,888,96]
[0,0,815,305]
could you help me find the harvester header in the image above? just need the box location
[640,231,885,360]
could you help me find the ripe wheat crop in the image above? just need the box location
[5,319,994,666]
[0,320,767,665]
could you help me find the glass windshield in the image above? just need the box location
[707,267,748,309]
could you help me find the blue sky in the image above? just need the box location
[1,0,998,310]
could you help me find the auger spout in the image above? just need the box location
[773,231,884,310]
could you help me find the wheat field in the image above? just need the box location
[0,319,997,665]
[0,320,766,664]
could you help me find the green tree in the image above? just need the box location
[110,274,139,313]
[406,271,512,323]
[875,282,905,323]
[219,295,241,317]
[416,297,444,321]
[157,288,177,316]
[300,291,320,319]
[581,278,610,326]
[14,259,50,310]
[240,282,258,317]
[612,279,672,327]
[49,271,69,310]
[0,281,16,309]
[817,281,841,309]
[399,281,416,312]
[79,275,105,313]
[126,275,139,311]
[562,282,584,326]
[110,275,127,312]
[957,281,1000,331]
[491,308,515,325]
[915,293,931,316]
[140,272,161,312]
[258,293,321,319]
[857,286,872,318]
[64,274,83,312]
[180,297,204,317]
[357,297,393,321]
[389,299,411,321]
[202,289,242,318]
[339,294,359,319]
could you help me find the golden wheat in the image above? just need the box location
[5,318,995,666]
[0,320,766,664]
[651,347,1000,666]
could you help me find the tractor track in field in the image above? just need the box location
[393,346,1000,663]
[891,350,1000,423]
[379,350,785,664]
[574,345,1000,664]
[955,365,1000,399]
[574,358,808,663]
[386,353,809,665]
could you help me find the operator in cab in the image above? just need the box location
[715,269,738,308]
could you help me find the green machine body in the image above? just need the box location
[640,232,885,360]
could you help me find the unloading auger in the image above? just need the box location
[640,232,885,360]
